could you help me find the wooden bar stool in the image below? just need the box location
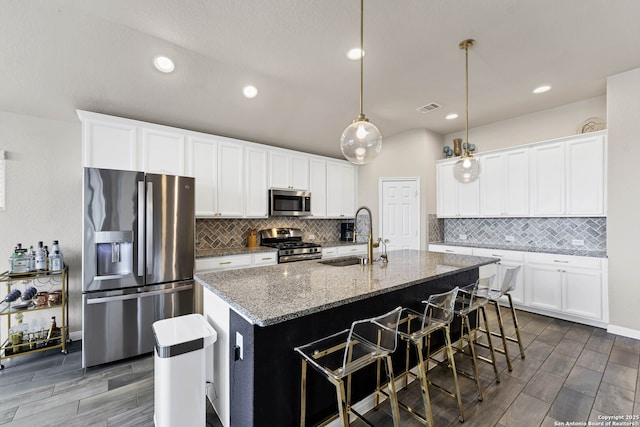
[383,287,464,426]
[295,307,403,427]
[475,265,525,371]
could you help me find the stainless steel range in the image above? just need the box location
[259,228,321,263]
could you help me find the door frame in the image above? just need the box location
[378,177,421,250]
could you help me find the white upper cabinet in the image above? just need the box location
[245,146,269,217]
[309,159,327,218]
[436,160,479,217]
[141,128,185,175]
[187,136,244,217]
[436,131,606,218]
[268,150,310,190]
[530,142,566,215]
[480,149,529,216]
[566,134,606,215]
[79,110,138,170]
[326,161,357,218]
[530,133,606,216]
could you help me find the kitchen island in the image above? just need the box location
[195,249,497,427]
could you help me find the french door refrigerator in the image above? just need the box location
[82,167,195,367]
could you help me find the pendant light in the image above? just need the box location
[340,0,382,165]
[453,39,480,183]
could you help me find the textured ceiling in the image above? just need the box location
[2,0,640,159]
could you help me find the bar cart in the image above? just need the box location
[0,266,69,369]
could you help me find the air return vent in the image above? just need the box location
[416,102,442,113]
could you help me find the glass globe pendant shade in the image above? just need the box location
[340,117,382,165]
[453,154,480,183]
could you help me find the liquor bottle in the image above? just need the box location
[35,241,47,270]
[49,250,63,271]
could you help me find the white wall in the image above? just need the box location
[357,128,443,249]
[606,68,640,336]
[444,96,606,151]
[0,111,83,333]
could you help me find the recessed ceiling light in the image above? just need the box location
[347,48,364,60]
[445,113,459,120]
[153,56,175,73]
[533,85,551,94]
[243,85,258,99]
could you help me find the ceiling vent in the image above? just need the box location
[416,102,442,113]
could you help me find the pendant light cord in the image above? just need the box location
[459,39,475,157]
[359,0,364,118]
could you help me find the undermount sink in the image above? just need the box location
[318,256,362,267]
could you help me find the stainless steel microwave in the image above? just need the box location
[269,189,311,216]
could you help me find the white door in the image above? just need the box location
[380,179,420,251]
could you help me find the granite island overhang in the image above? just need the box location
[195,249,498,427]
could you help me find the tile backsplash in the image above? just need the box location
[444,217,606,251]
[196,218,344,250]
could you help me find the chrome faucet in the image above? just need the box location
[353,206,379,263]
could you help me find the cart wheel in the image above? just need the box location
[0,364,4,370]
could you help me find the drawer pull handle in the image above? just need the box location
[262,257,272,261]
[445,250,455,253]
[219,261,232,265]
[553,260,569,263]
[492,254,503,257]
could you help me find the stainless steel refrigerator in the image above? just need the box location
[82,167,195,367]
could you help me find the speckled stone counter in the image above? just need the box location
[429,241,607,258]
[198,249,497,427]
[195,246,276,258]
[195,249,497,326]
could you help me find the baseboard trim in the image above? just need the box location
[606,324,640,340]
[70,330,82,342]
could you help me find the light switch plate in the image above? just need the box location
[235,332,243,360]
[505,235,515,242]
[572,239,585,246]
[459,234,467,240]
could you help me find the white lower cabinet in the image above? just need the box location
[322,244,367,259]
[525,253,604,322]
[430,244,607,326]
[195,252,277,272]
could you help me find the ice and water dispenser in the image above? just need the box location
[95,231,133,278]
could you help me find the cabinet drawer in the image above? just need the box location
[252,253,277,266]
[472,248,524,262]
[195,254,252,272]
[526,253,601,270]
[322,247,339,258]
[428,244,473,256]
[338,245,367,256]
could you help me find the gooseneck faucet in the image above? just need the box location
[353,206,378,263]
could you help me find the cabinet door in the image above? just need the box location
[326,162,344,217]
[480,153,505,216]
[290,155,310,190]
[245,146,268,217]
[268,151,290,189]
[141,128,185,175]
[436,162,457,217]
[457,178,480,217]
[188,137,217,217]
[217,141,244,217]
[340,164,356,217]
[526,264,562,311]
[309,159,327,218]
[530,143,565,215]
[83,119,138,170]
[503,149,529,216]
[566,135,605,216]
[563,267,603,319]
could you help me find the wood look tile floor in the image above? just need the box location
[0,309,638,426]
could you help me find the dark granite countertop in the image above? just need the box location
[428,241,607,258]
[195,249,498,326]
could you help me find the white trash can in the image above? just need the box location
[153,313,217,427]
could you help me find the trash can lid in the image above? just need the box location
[152,313,217,358]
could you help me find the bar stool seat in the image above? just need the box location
[295,307,403,427]
[388,287,464,426]
[475,265,525,371]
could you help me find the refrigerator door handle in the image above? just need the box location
[137,181,145,277]
[86,284,193,304]
[146,181,154,276]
